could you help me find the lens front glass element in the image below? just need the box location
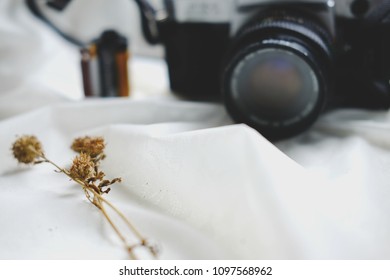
[230,48,320,127]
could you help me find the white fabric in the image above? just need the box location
[1,0,390,260]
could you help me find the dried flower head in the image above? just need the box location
[12,135,44,164]
[69,153,96,181]
[71,136,105,158]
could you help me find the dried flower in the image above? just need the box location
[69,153,96,181]
[71,136,105,158]
[11,135,155,259]
[12,135,44,164]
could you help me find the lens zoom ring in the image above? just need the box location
[237,17,332,59]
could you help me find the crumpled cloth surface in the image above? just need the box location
[1,0,390,260]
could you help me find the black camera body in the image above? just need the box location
[157,0,390,139]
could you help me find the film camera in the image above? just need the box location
[154,0,390,139]
[26,0,390,140]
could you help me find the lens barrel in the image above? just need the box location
[222,14,333,140]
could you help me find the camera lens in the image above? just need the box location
[231,48,320,124]
[222,15,332,139]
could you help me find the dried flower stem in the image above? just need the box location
[26,145,156,259]
[94,192,144,240]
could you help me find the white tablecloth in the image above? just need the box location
[1,0,390,259]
